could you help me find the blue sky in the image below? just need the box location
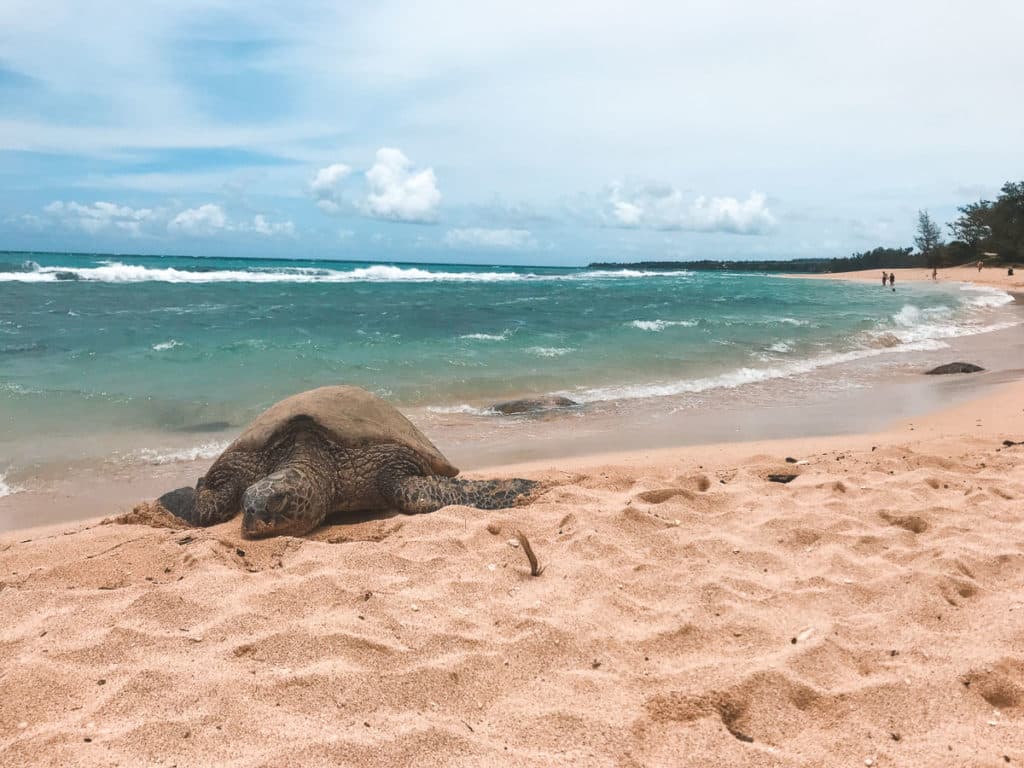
[1,1,1021,266]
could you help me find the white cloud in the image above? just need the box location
[38,199,297,240]
[249,214,295,237]
[312,148,441,223]
[688,192,775,234]
[610,200,643,226]
[168,204,228,236]
[43,200,157,235]
[310,163,352,213]
[444,227,535,249]
[606,183,775,234]
[363,148,440,223]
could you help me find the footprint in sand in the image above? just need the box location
[879,511,929,534]
[636,488,695,504]
[962,659,1024,711]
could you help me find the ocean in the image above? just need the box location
[0,252,1018,493]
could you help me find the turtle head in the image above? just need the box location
[241,468,317,538]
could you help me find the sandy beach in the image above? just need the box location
[3,362,1024,766]
[795,264,1024,293]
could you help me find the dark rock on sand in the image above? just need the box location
[767,474,798,484]
[492,396,579,415]
[925,362,984,375]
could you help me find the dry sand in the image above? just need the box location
[2,377,1024,766]
[794,264,1024,293]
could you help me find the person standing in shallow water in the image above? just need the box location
[882,271,888,287]
[890,272,896,291]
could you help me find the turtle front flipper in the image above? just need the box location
[157,454,256,527]
[157,486,198,521]
[156,478,241,527]
[380,475,539,514]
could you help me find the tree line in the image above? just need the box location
[914,180,1024,269]
[588,180,1024,273]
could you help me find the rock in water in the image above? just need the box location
[492,396,579,415]
[925,362,984,375]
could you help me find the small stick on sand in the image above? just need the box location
[514,530,545,576]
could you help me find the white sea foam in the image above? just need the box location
[526,346,575,357]
[959,285,1015,309]
[568,304,1024,406]
[152,340,183,351]
[629,319,697,332]
[0,473,22,497]
[580,269,691,278]
[426,404,495,416]
[135,441,230,465]
[0,261,693,285]
[889,303,1016,344]
[460,331,511,341]
[564,339,955,404]
[767,341,793,353]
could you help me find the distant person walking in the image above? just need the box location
[978,260,984,272]
[889,272,895,291]
[882,271,888,287]
[932,267,938,280]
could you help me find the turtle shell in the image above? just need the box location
[227,385,458,477]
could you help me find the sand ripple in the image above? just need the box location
[2,438,1024,766]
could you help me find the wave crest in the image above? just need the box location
[0,261,698,285]
[0,473,22,497]
[133,441,230,465]
[629,319,697,332]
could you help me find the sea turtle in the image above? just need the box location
[154,385,538,537]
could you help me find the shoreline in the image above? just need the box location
[4,300,1024,533]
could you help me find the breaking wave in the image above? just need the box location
[629,319,698,332]
[152,340,183,351]
[132,441,231,465]
[426,404,496,416]
[0,473,22,497]
[564,339,949,404]
[460,330,511,341]
[0,261,690,284]
[526,346,575,357]
[960,285,1015,309]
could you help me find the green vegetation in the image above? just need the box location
[590,180,1024,273]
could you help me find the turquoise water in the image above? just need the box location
[0,252,1016,477]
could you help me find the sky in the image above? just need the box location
[1,1,1021,266]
